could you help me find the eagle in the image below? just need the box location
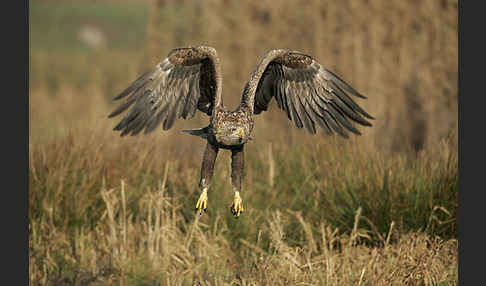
[108,46,373,217]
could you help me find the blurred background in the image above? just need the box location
[30,0,458,154]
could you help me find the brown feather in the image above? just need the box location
[244,49,373,137]
[108,46,223,136]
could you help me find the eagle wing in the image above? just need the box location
[108,46,222,136]
[244,49,374,138]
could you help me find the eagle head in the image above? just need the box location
[215,124,248,146]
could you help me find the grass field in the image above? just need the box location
[29,0,458,285]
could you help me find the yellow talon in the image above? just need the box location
[195,188,208,215]
[230,191,244,217]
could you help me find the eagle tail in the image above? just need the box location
[182,126,210,139]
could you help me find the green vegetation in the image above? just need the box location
[30,1,149,53]
[29,1,150,93]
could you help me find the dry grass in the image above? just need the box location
[29,0,458,285]
[29,169,457,285]
[30,188,458,285]
[29,89,457,285]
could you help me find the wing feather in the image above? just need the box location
[286,81,303,128]
[246,49,373,137]
[108,46,221,136]
[307,95,333,135]
[327,101,361,135]
[294,81,316,134]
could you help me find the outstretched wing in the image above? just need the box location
[243,49,374,138]
[108,46,222,136]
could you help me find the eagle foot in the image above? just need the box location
[230,191,244,218]
[195,188,208,215]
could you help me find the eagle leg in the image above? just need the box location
[230,146,244,217]
[196,142,219,215]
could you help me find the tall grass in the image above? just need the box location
[29,88,457,284]
[30,178,457,285]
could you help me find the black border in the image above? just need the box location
[24,0,29,284]
[5,0,30,283]
[457,0,463,284]
[459,0,477,285]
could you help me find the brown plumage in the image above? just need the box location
[108,46,374,217]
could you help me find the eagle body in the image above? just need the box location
[208,106,253,148]
[108,46,374,217]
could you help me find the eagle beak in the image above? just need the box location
[237,128,244,138]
